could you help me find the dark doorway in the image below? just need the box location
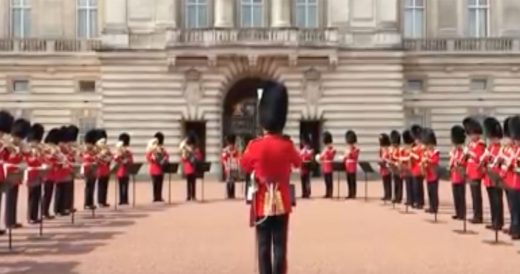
[183,120,207,161]
[300,120,322,177]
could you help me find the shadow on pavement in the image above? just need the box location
[0,261,79,274]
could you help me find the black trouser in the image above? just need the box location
[97,176,110,205]
[300,173,311,198]
[84,176,97,208]
[323,173,333,198]
[469,179,483,221]
[64,180,75,211]
[404,176,414,205]
[118,176,130,205]
[382,174,392,200]
[5,184,19,227]
[452,183,466,219]
[28,184,42,222]
[427,180,439,213]
[43,180,55,216]
[256,214,289,274]
[393,174,403,203]
[245,173,252,198]
[186,174,197,200]
[486,186,504,229]
[54,182,68,215]
[508,190,520,236]
[346,172,357,198]
[226,172,236,199]
[151,174,164,202]
[412,176,425,207]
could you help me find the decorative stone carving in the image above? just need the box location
[248,55,258,67]
[302,68,322,118]
[183,68,204,118]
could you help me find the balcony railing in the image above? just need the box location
[404,38,520,52]
[165,28,339,47]
[0,38,102,52]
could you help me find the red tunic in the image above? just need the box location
[465,139,486,181]
[319,145,336,174]
[482,142,502,187]
[399,147,412,177]
[222,146,240,177]
[146,147,169,176]
[449,147,466,184]
[240,134,301,221]
[114,149,134,178]
[299,146,313,175]
[379,147,390,176]
[343,145,359,174]
[501,144,517,189]
[509,144,520,190]
[410,144,424,177]
[4,149,24,185]
[81,149,97,178]
[182,148,203,175]
[0,147,8,182]
[424,148,440,182]
[24,150,43,185]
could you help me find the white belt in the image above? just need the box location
[23,166,40,185]
[345,160,356,163]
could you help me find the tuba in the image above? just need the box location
[148,138,165,165]
[96,138,112,163]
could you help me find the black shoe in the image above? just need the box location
[0,229,5,235]
[85,205,96,210]
[503,228,511,235]
[470,218,483,224]
[511,234,520,240]
[9,223,23,229]
[44,214,55,220]
[29,219,41,225]
[425,208,434,214]
[100,203,110,208]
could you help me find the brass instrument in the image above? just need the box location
[147,138,165,165]
[179,138,195,164]
[96,138,112,163]
[115,141,132,167]
[420,148,429,176]
[0,135,20,154]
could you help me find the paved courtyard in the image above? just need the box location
[1,177,520,274]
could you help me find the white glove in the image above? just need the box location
[315,154,321,163]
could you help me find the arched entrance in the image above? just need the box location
[222,77,268,151]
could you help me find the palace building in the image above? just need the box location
[1,0,520,173]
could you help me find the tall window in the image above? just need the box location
[403,0,424,38]
[296,0,318,28]
[468,0,489,37]
[77,0,98,38]
[186,0,208,28]
[241,0,264,28]
[10,0,31,38]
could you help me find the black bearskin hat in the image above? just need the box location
[225,134,236,145]
[410,124,423,141]
[421,128,437,146]
[0,110,14,134]
[504,117,512,138]
[451,125,466,145]
[483,117,503,139]
[45,128,60,145]
[118,132,130,146]
[345,130,357,144]
[390,130,401,145]
[258,81,288,133]
[379,133,390,147]
[154,131,164,145]
[98,129,108,140]
[462,117,483,135]
[301,133,311,145]
[508,115,520,141]
[11,118,31,139]
[323,131,333,145]
[27,123,44,142]
[57,126,68,143]
[84,129,98,145]
[402,130,414,145]
[67,125,79,142]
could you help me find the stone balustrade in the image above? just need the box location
[0,38,102,52]
[404,38,520,52]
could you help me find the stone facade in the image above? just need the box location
[1,0,520,173]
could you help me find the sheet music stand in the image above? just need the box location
[127,163,143,208]
[359,162,375,202]
[70,165,81,224]
[332,162,345,199]
[3,169,23,252]
[486,170,507,244]
[196,162,211,202]
[162,163,179,204]
[33,169,50,237]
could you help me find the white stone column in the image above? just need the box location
[271,0,291,27]
[102,0,129,48]
[214,0,234,27]
[156,0,177,29]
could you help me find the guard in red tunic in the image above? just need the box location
[500,117,515,235]
[449,125,467,220]
[344,130,359,199]
[410,124,425,209]
[421,128,440,214]
[389,130,402,203]
[42,128,60,218]
[114,133,133,205]
[4,118,31,228]
[506,116,520,240]
[96,129,112,207]
[54,126,72,216]
[462,117,485,224]
[0,111,14,234]
[146,132,170,202]
[318,131,335,199]
[240,80,301,274]
[25,123,45,224]
[181,133,203,201]
[299,134,313,198]
[481,117,504,230]
[64,125,79,214]
[401,130,414,206]
[378,133,391,201]
[222,134,240,199]
[82,129,99,210]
